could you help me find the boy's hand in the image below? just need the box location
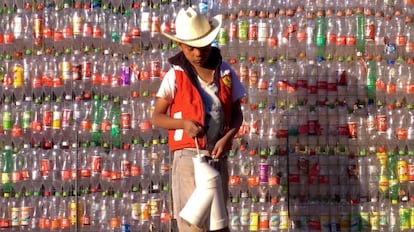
[183,119,204,138]
[210,137,227,159]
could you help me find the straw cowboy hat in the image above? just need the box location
[162,7,222,48]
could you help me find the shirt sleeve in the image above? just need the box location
[156,68,176,103]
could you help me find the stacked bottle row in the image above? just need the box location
[0,137,172,231]
[227,194,414,232]
[0,46,171,103]
[2,0,414,61]
[218,2,414,65]
[0,185,172,231]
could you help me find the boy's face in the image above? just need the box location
[178,43,212,68]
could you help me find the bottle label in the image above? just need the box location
[140,202,150,221]
[151,16,161,34]
[121,67,131,85]
[131,203,140,220]
[248,24,258,41]
[395,35,407,46]
[20,206,31,226]
[43,26,53,39]
[62,169,73,180]
[80,119,91,131]
[92,73,101,85]
[407,42,414,53]
[111,75,121,87]
[22,111,31,129]
[11,171,22,183]
[111,123,120,137]
[121,160,131,177]
[279,211,289,229]
[101,74,111,86]
[161,211,171,222]
[111,171,121,181]
[121,113,132,129]
[198,1,208,14]
[376,115,387,132]
[131,165,141,177]
[370,211,379,231]
[238,20,248,41]
[4,33,14,44]
[63,26,73,38]
[72,64,82,81]
[0,219,10,228]
[141,13,151,32]
[122,223,131,232]
[149,60,161,79]
[364,23,375,40]
[11,125,22,137]
[50,219,60,230]
[81,168,91,178]
[70,202,78,224]
[54,30,64,41]
[397,128,408,140]
[101,169,111,180]
[409,164,414,181]
[249,212,259,231]
[326,32,336,45]
[398,160,409,181]
[52,111,62,129]
[259,163,269,183]
[2,112,11,130]
[259,212,269,230]
[61,218,71,228]
[360,212,369,230]
[11,207,20,226]
[101,121,111,132]
[91,156,101,173]
[82,21,93,37]
[247,175,259,187]
[110,217,121,228]
[81,215,91,225]
[269,176,280,186]
[346,35,356,45]
[92,26,103,38]
[39,217,51,229]
[228,175,240,186]
[150,198,161,216]
[230,214,241,228]
[400,207,410,230]
[240,208,250,226]
[269,214,280,230]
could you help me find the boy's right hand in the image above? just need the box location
[183,119,204,138]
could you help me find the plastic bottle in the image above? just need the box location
[119,10,133,55]
[405,16,414,59]
[140,1,151,50]
[119,144,132,193]
[110,97,122,149]
[384,15,398,62]
[228,196,241,231]
[139,189,151,231]
[240,191,251,232]
[108,192,122,231]
[314,10,326,59]
[228,148,242,199]
[109,147,122,192]
[0,193,11,230]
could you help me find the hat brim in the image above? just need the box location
[162,14,222,48]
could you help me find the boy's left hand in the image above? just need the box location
[210,137,227,159]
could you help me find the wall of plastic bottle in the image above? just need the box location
[1,0,414,231]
